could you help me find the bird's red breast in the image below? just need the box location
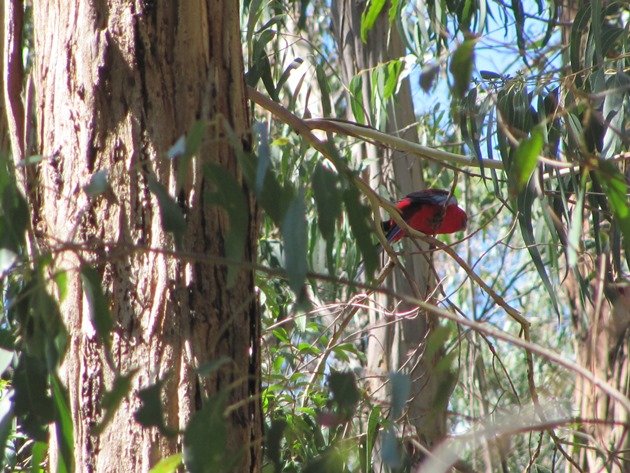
[383,189,467,241]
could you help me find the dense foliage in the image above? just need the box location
[0,0,628,471]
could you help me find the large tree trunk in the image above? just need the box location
[332,0,450,463]
[10,2,261,471]
[558,1,630,471]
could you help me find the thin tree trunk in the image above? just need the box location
[13,2,261,471]
[332,1,451,463]
[559,1,630,471]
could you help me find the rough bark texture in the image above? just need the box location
[332,0,450,461]
[15,2,261,471]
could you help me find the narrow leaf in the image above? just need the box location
[343,188,378,278]
[253,121,271,194]
[183,393,238,473]
[360,0,387,42]
[510,124,544,194]
[12,354,54,442]
[312,164,342,242]
[365,406,381,472]
[567,174,586,268]
[349,75,365,123]
[517,189,561,317]
[51,374,74,473]
[149,454,183,473]
[596,161,630,269]
[266,418,287,473]
[281,191,308,295]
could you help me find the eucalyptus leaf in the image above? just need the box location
[149,454,183,473]
[51,373,74,473]
[360,0,387,42]
[510,124,544,194]
[281,191,308,295]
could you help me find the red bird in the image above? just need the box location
[383,189,467,242]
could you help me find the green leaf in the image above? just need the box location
[134,378,176,437]
[328,371,359,414]
[312,164,341,242]
[51,374,74,473]
[569,4,591,81]
[30,441,47,473]
[510,125,544,194]
[591,0,602,63]
[253,122,271,194]
[0,329,14,351]
[204,163,249,287]
[360,0,387,42]
[567,173,587,268]
[266,418,287,473]
[349,75,365,123]
[183,393,238,473]
[0,170,28,252]
[360,406,380,473]
[516,189,560,317]
[148,177,187,249]
[54,270,68,303]
[383,60,403,100]
[275,58,304,92]
[80,266,113,349]
[449,38,476,101]
[596,161,630,270]
[149,454,183,473]
[343,188,378,278]
[12,353,54,442]
[249,30,278,99]
[511,0,526,54]
[315,63,331,117]
[234,149,292,226]
[602,72,627,159]
[388,0,401,22]
[95,370,137,435]
[281,191,308,295]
